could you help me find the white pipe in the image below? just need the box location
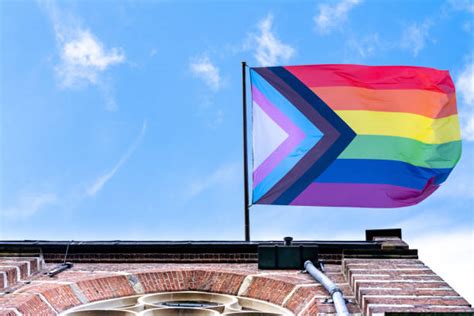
[304,260,350,316]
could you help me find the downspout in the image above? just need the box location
[304,260,350,316]
[46,240,73,277]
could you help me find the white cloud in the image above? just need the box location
[400,21,432,57]
[186,162,239,199]
[457,61,474,107]
[456,60,474,140]
[1,192,58,219]
[86,120,147,197]
[449,0,474,13]
[56,30,125,88]
[41,1,125,110]
[406,229,474,304]
[189,56,222,91]
[314,0,362,34]
[249,14,295,66]
[461,115,474,141]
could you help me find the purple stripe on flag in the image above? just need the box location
[289,182,439,208]
[252,85,305,188]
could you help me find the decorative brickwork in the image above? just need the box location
[43,253,258,264]
[0,257,43,292]
[342,258,473,316]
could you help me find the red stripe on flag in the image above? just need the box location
[284,64,455,94]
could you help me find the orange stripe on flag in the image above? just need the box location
[311,86,457,119]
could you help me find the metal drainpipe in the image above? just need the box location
[304,260,350,316]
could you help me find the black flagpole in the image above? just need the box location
[242,61,250,242]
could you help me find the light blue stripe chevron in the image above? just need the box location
[251,70,323,202]
[252,71,322,138]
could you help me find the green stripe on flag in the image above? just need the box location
[339,135,461,169]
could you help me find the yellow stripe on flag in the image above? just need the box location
[335,110,461,144]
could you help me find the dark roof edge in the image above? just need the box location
[0,240,378,245]
[0,229,415,262]
[0,240,381,253]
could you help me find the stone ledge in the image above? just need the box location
[0,257,44,292]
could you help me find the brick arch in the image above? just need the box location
[0,266,352,315]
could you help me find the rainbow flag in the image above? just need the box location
[250,64,461,208]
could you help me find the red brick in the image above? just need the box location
[242,276,296,305]
[15,282,82,312]
[75,275,135,302]
[301,297,361,315]
[0,309,18,316]
[283,285,328,314]
[0,267,17,289]
[0,294,55,315]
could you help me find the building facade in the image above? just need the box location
[0,229,472,315]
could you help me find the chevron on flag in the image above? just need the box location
[250,64,461,208]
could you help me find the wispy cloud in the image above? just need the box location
[400,20,432,57]
[435,163,474,199]
[463,21,473,33]
[1,192,58,219]
[314,0,362,34]
[448,0,474,13]
[247,14,295,66]
[208,109,224,129]
[406,229,474,304]
[344,33,382,62]
[189,55,222,91]
[460,115,474,143]
[456,59,474,141]
[86,120,147,197]
[393,211,474,303]
[186,162,239,199]
[1,121,148,220]
[41,1,125,111]
[188,54,225,127]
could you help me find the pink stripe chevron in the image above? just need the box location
[252,85,305,188]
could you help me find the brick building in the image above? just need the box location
[0,229,472,315]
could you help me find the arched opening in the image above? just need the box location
[62,291,292,315]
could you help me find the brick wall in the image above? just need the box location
[0,263,346,315]
[0,260,472,316]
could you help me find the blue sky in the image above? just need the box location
[1,0,473,302]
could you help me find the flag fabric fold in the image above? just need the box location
[250,64,461,208]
